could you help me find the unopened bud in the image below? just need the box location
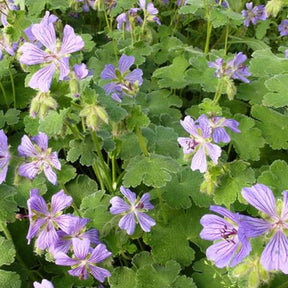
[226,79,237,100]
[69,78,80,98]
[30,92,58,119]
[265,0,283,17]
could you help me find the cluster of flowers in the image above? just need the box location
[200,184,288,274]
[208,52,251,84]
[177,114,240,173]
[116,0,161,32]
[27,188,112,282]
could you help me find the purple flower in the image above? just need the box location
[177,115,221,173]
[77,0,96,12]
[27,189,76,250]
[74,63,93,80]
[177,0,187,7]
[51,217,99,254]
[208,116,240,143]
[18,132,61,185]
[200,205,251,268]
[116,9,142,31]
[33,279,54,288]
[0,0,18,27]
[285,49,288,58]
[54,238,112,282]
[0,33,18,60]
[208,58,225,79]
[242,2,267,27]
[139,0,161,25]
[241,184,288,273]
[110,186,156,235]
[0,130,10,184]
[19,13,84,92]
[279,19,288,36]
[214,0,228,8]
[226,52,251,83]
[100,54,143,102]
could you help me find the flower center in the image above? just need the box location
[220,224,237,244]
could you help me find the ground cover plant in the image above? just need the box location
[1,0,288,287]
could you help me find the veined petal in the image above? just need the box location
[43,163,57,185]
[82,229,99,245]
[191,145,207,173]
[206,239,239,268]
[36,223,59,250]
[210,205,238,223]
[230,235,251,267]
[241,184,277,217]
[54,252,79,266]
[68,265,88,279]
[119,212,136,235]
[125,69,143,85]
[136,211,155,232]
[28,193,49,215]
[54,215,77,235]
[0,162,8,184]
[118,54,135,74]
[26,218,46,244]
[139,193,154,210]
[205,143,221,164]
[19,43,52,65]
[281,191,288,221]
[239,215,272,238]
[110,196,131,214]
[48,152,61,170]
[60,25,84,55]
[90,243,112,263]
[31,132,48,152]
[72,238,90,260]
[180,116,198,136]
[18,162,40,180]
[213,127,230,143]
[33,279,54,288]
[101,64,116,80]
[29,63,57,92]
[260,230,288,274]
[177,137,196,154]
[59,57,70,80]
[51,190,73,214]
[120,186,137,205]
[200,214,235,241]
[18,135,39,157]
[89,265,111,283]
[32,23,56,53]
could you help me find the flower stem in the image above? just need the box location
[203,0,212,55]
[9,65,16,108]
[135,126,149,156]
[0,80,9,108]
[157,189,167,225]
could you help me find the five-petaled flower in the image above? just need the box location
[200,205,252,268]
[19,13,84,92]
[27,189,77,250]
[110,186,156,235]
[54,238,112,282]
[241,2,267,27]
[100,54,143,102]
[18,132,61,185]
[241,184,288,274]
[177,115,222,173]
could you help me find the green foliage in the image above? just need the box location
[123,154,179,188]
[0,185,18,222]
[0,237,16,266]
[0,109,20,128]
[0,270,21,288]
[109,267,137,288]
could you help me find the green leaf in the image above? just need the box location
[109,267,137,288]
[26,0,46,15]
[231,114,265,161]
[257,160,288,198]
[66,175,98,207]
[118,132,142,161]
[178,0,203,14]
[146,206,197,266]
[230,37,270,51]
[249,49,288,77]
[263,74,288,108]
[0,236,16,266]
[193,259,233,288]
[153,56,189,89]
[137,260,181,288]
[173,276,197,288]
[0,270,21,288]
[123,154,180,188]
[23,115,39,135]
[126,106,150,131]
[214,161,255,206]
[251,105,288,150]
[57,161,77,185]
[4,109,20,125]
[80,191,113,234]
[39,109,68,137]
[143,125,180,159]
[0,185,18,222]
[67,136,96,166]
[132,251,155,268]
[160,167,213,209]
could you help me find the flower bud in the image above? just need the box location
[30,92,58,119]
[80,104,108,131]
[265,0,283,17]
[226,79,237,100]
[69,78,80,98]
